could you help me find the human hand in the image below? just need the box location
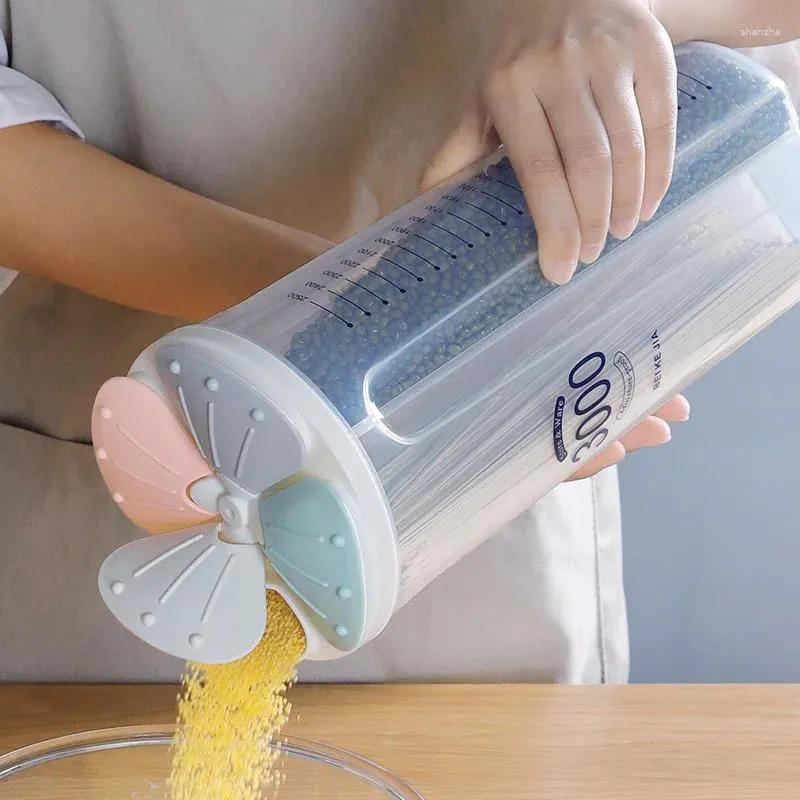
[422,0,677,284]
[566,394,689,480]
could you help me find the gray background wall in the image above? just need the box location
[619,306,800,683]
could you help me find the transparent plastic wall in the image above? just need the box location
[212,43,800,606]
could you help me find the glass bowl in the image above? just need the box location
[0,725,423,799]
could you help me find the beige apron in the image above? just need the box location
[0,0,628,683]
[0,276,187,681]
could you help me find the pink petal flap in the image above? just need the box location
[92,376,217,534]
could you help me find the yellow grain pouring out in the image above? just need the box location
[168,590,307,800]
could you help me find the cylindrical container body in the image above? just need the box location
[94,42,800,663]
[210,43,800,608]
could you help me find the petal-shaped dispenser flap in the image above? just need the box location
[98,525,268,663]
[259,477,365,651]
[155,345,305,495]
[92,377,216,533]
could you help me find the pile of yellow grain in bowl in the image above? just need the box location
[168,590,306,800]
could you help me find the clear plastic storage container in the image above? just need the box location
[92,42,800,665]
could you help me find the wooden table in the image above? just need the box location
[1,684,799,798]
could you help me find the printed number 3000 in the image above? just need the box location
[568,352,612,464]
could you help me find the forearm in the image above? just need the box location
[652,0,800,46]
[0,123,327,320]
